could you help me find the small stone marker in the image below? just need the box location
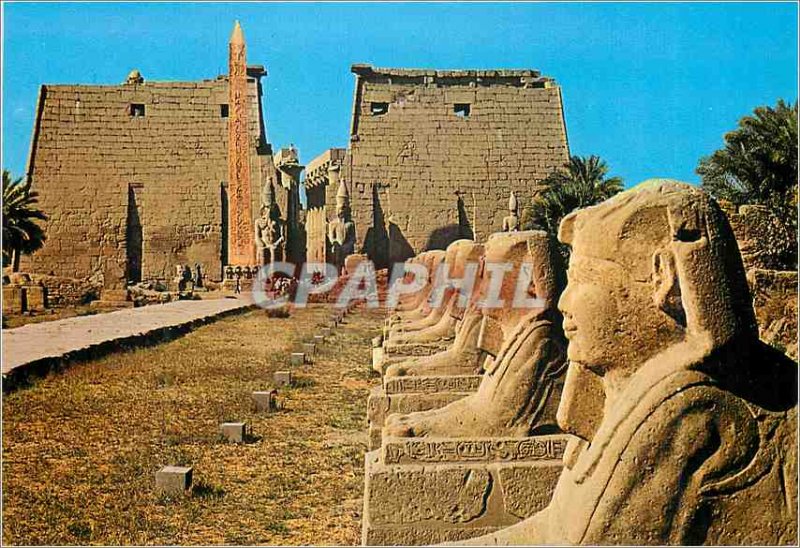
[290,352,305,366]
[314,334,325,344]
[321,327,333,337]
[220,422,246,443]
[252,390,279,412]
[274,370,293,386]
[303,342,316,355]
[156,465,193,494]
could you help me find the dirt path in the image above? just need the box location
[2,304,383,545]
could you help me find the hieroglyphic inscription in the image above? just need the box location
[227,26,255,265]
[383,435,569,465]
[383,375,482,395]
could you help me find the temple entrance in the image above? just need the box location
[126,183,144,283]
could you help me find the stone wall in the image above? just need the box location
[748,269,798,360]
[23,73,275,288]
[724,202,796,271]
[28,274,102,307]
[341,65,569,267]
[306,148,347,264]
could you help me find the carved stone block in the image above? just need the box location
[219,422,246,443]
[362,436,567,545]
[273,370,293,386]
[252,390,278,412]
[155,465,193,494]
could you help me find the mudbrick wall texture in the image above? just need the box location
[339,65,570,267]
[23,73,275,289]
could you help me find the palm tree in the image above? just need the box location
[697,99,797,269]
[522,155,623,241]
[3,170,47,272]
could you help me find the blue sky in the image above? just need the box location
[2,2,797,187]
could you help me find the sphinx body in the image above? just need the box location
[386,240,480,347]
[385,230,568,438]
[456,180,797,545]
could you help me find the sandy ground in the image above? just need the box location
[2,304,383,545]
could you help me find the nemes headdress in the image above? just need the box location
[556,179,757,441]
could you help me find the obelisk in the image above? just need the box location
[227,20,255,265]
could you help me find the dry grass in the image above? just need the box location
[2,304,383,545]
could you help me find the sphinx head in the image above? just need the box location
[473,230,564,355]
[446,240,485,319]
[557,180,756,382]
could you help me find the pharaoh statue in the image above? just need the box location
[254,183,285,267]
[385,230,568,438]
[502,190,520,232]
[456,180,798,545]
[327,179,356,273]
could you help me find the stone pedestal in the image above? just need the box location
[273,370,293,386]
[220,422,247,443]
[303,342,316,355]
[374,341,452,374]
[367,375,482,450]
[290,352,306,366]
[2,286,26,314]
[252,390,279,412]
[384,340,451,358]
[362,435,569,545]
[156,465,193,494]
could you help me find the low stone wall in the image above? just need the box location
[29,274,102,307]
[724,202,796,271]
[748,268,798,360]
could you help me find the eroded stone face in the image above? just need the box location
[459,179,798,546]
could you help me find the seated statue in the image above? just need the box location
[385,230,568,438]
[254,204,285,267]
[328,180,356,274]
[456,180,797,545]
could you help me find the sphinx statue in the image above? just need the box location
[373,250,449,372]
[385,240,478,347]
[389,252,438,316]
[385,242,487,378]
[384,230,568,438]
[386,246,459,336]
[457,180,798,545]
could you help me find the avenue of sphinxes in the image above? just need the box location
[2,8,797,548]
